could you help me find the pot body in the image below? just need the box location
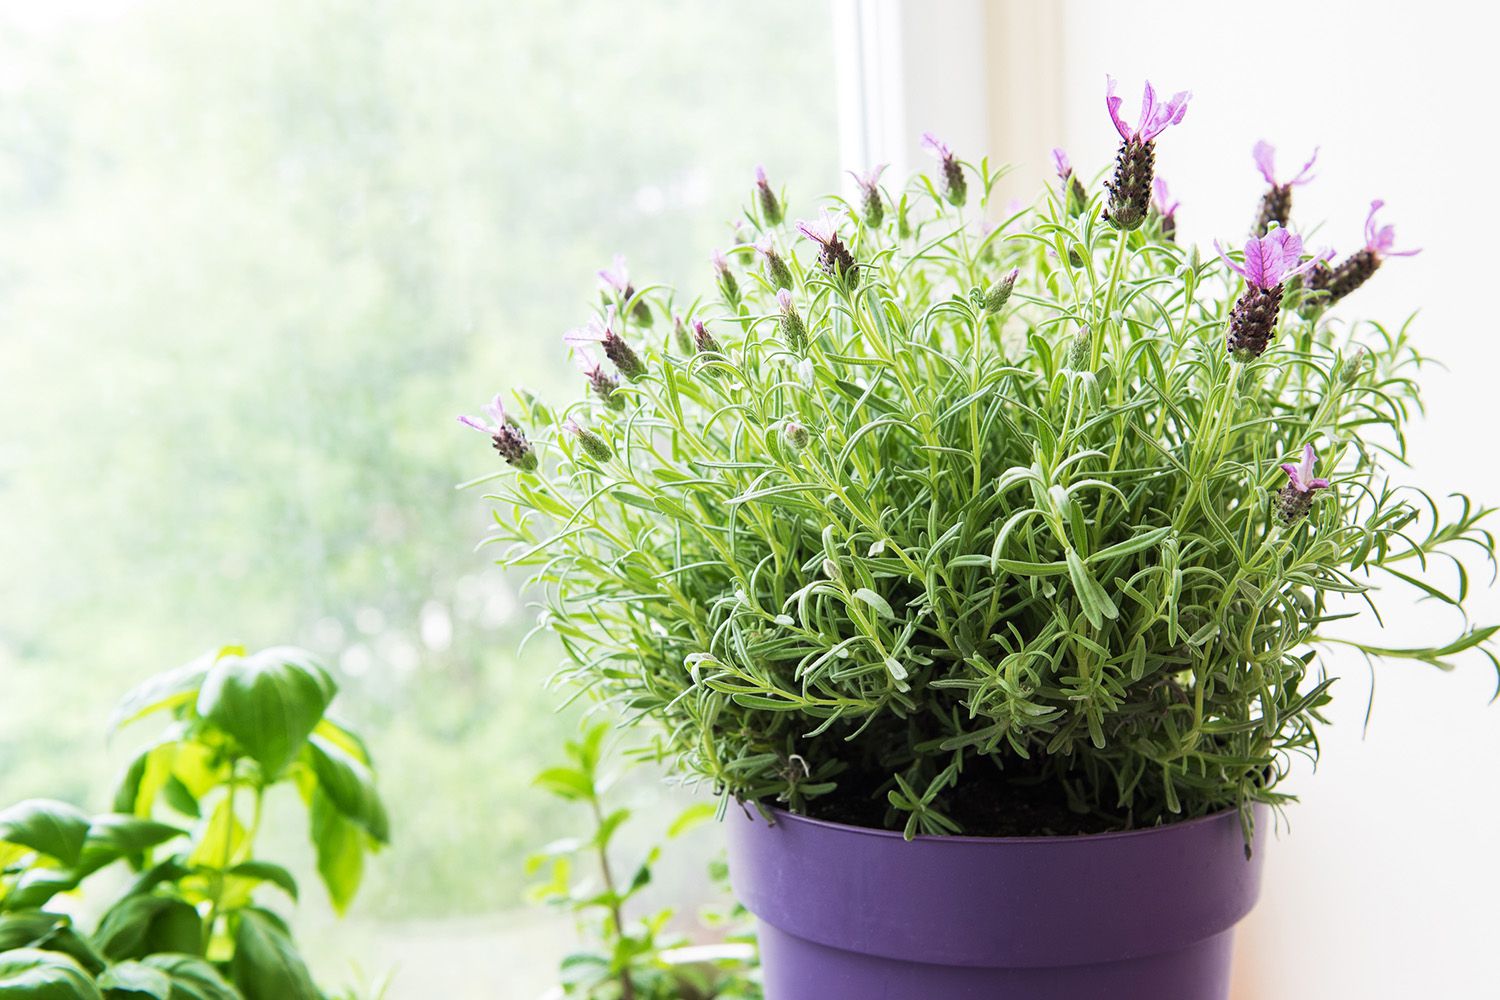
[726,804,1266,1000]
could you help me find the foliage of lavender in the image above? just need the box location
[464,86,1497,839]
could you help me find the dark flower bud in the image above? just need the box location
[784,420,810,451]
[597,254,652,326]
[921,133,966,208]
[848,165,887,228]
[756,240,795,291]
[570,346,624,410]
[754,165,784,226]
[565,310,645,381]
[565,418,613,463]
[1065,324,1093,371]
[672,314,694,354]
[692,319,720,354]
[776,289,807,353]
[1253,186,1292,238]
[1250,142,1317,237]
[459,395,537,472]
[1274,444,1330,525]
[794,213,859,291]
[977,268,1019,314]
[1105,138,1155,231]
[1053,149,1088,217]
[1225,284,1284,361]
[712,250,741,307]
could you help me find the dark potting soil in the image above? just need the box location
[799,765,1128,838]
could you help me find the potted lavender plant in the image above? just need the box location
[462,77,1497,999]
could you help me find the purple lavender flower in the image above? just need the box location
[921,133,967,208]
[1275,444,1331,524]
[776,288,808,353]
[1313,200,1420,310]
[756,239,795,290]
[458,394,537,471]
[848,164,888,228]
[712,248,741,306]
[1215,228,1330,360]
[571,346,624,410]
[564,308,645,380]
[1053,147,1088,216]
[1052,147,1072,180]
[755,165,784,226]
[1251,141,1318,236]
[1152,177,1180,242]
[972,267,1019,314]
[597,254,653,326]
[692,319,720,354]
[564,417,613,463]
[1103,76,1190,231]
[795,211,859,290]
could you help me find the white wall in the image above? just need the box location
[1053,2,1500,997]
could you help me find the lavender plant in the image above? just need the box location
[463,78,1498,840]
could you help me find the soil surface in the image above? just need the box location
[800,765,1131,837]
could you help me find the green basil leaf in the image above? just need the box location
[196,648,336,777]
[228,908,318,1000]
[0,800,91,867]
[0,949,103,1000]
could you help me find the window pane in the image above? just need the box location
[0,2,837,995]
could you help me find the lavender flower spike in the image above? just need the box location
[1251,141,1318,236]
[795,211,860,290]
[1152,176,1179,242]
[597,253,653,326]
[1276,444,1331,523]
[1314,200,1421,310]
[1053,147,1088,216]
[563,307,645,381]
[564,417,613,463]
[776,287,808,353]
[712,248,741,306]
[458,393,537,471]
[848,163,888,228]
[756,239,795,290]
[754,165,784,226]
[1103,76,1190,231]
[921,133,967,208]
[571,345,625,411]
[1215,228,1330,360]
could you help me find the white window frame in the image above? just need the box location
[831,0,1063,206]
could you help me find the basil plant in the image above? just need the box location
[0,645,388,1000]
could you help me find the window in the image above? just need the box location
[0,2,837,994]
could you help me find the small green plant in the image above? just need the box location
[464,85,1498,842]
[0,645,389,999]
[529,724,759,1000]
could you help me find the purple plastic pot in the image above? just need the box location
[726,804,1267,1000]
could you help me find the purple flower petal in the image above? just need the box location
[482,393,507,428]
[755,164,769,186]
[1152,176,1178,215]
[1363,200,1421,257]
[1289,146,1319,186]
[458,414,492,434]
[776,288,793,309]
[795,213,835,246]
[1214,239,1251,284]
[1105,75,1130,140]
[1051,147,1072,179]
[920,132,951,159]
[1253,141,1277,185]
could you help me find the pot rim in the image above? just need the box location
[745,800,1250,846]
